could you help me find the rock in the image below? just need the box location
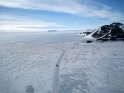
[85,40,93,43]
[90,22,124,41]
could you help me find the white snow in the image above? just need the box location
[59,42,124,93]
[0,42,62,93]
[83,30,97,41]
[0,33,124,93]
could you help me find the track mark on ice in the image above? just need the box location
[52,50,65,93]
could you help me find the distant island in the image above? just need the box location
[48,30,58,32]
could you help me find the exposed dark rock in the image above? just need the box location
[85,40,93,43]
[83,32,92,35]
[91,22,124,41]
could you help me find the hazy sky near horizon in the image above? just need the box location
[0,0,124,32]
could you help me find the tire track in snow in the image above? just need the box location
[52,50,65,93]
[52,42,79,93]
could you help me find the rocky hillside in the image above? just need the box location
[85,22,124,41]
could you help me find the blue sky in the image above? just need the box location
[0,0,124,32]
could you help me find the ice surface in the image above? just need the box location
[0,42,62,93]
[60,42,124,93]
[0,32,124,93]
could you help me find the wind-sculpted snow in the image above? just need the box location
[0,41,124,93]
[59,42,124,93]
[0,42,62,93]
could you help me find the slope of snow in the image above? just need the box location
[60,42,124,93]
[83,30,96,41]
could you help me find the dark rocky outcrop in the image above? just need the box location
[83,32,92,35]
[91,22,124,41]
